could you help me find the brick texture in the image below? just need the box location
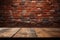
[0,0,60,27]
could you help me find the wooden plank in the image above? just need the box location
[0,28,20,37]
[41,28,60,37]
[13,28,37,37]
[34,28,60,37]
[34,28,52,37]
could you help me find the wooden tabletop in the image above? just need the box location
[0,28,60,37]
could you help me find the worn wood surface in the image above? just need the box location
[0,28,60,37]
[0,28,20,37]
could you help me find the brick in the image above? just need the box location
[0,0,60,27]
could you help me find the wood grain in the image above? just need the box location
[0,28,60,37]
[0,28,20,37]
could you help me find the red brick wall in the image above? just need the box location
[11,0,59,22]
[0,0,60,27]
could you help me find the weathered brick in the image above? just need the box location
[0,0,60,27]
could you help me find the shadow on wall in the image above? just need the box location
[0,0,13,5]
[0,0,13,27]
